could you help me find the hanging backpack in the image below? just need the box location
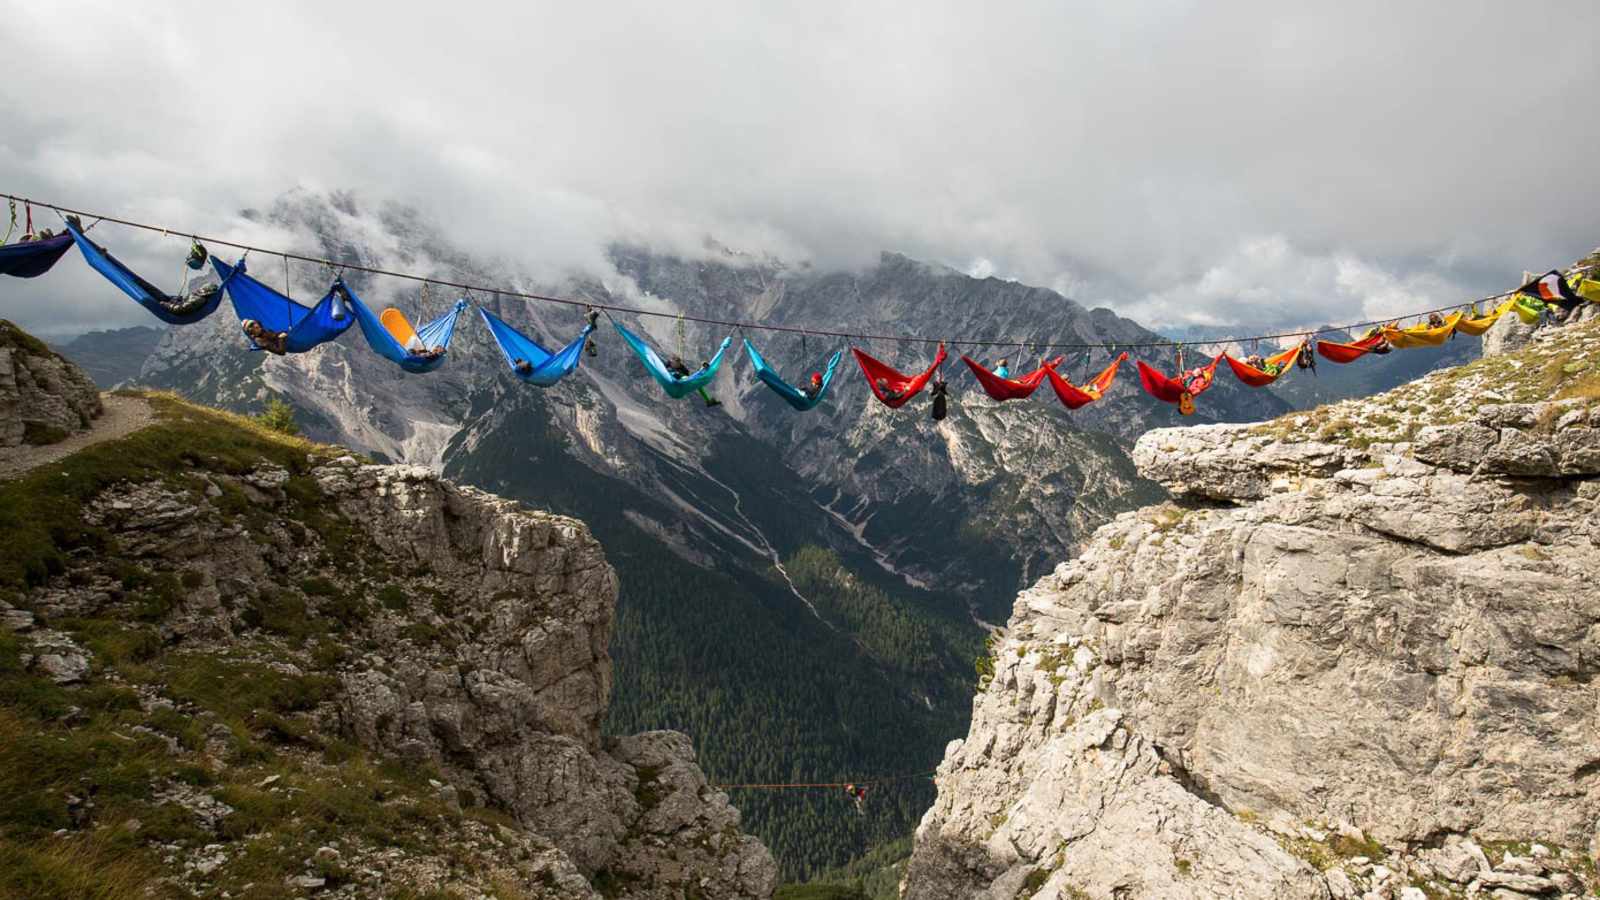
[930,377,949,421]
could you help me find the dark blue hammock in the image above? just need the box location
[743,338,842,411]
[212,257,355,353]
[614,322,732,399]
[0,232,73,279]
[65,219,230,325]
[348,288,469,374]
[479,307,594,386]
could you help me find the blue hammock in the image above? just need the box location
[0,232,73,279]
[743,339,842,411]
[479,308,595,386]
[349,288,469,374]
[65,219,230,325]
[212,257,355,353]
[614,322,733,399]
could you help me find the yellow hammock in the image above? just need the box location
[1578,277,1600,303]
[1382,311,1462,349]
[1453,300,1514,337]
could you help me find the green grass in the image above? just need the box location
[0,392,332,603]
[0,390,561,896]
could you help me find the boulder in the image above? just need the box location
[0,319,101,446]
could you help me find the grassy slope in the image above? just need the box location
[0,395,532,900]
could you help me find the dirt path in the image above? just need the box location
[0,394,156,481]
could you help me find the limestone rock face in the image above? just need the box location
[314,460,775,899]
[0,319,102,446]
[907,319,1600,899]
[25,451,776,900]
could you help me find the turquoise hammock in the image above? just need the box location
[743,338,842,411]
[348,289,469,374]
[65,219,230,325]
[479,308,595,386]
[614,321,733,399]
[213,257,356,353]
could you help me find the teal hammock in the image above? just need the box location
[614,321,732,399]
[743,338,842,411]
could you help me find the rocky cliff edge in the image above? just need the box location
[906,313,1600,899]
[0,391,775,898]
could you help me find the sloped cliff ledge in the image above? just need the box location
[1,390,775,899]
[906,318,1600,899]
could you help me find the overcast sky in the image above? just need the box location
[3,0,1597,337]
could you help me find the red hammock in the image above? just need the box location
[1046,352,1127,409]
[1315,333,1387,364]
[961,355,1063,401]
[1137,355,1221,416]
[1223,344,1301,388]
[853,343,949,409]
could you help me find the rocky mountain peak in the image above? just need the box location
[905,312,1600,898]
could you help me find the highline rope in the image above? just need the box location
[4,190,1587,354]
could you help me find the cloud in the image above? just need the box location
[1123,234,1483,341]
[2,0,1597,337]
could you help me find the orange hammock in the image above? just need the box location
[1137,354,1221,416]
[1382,312,1462,349]
[1316,333,1388,364]
[1045,352,1127,409]
[1223,344,1301,388]
[1452,300,1514,337]
[961,355,1063,401]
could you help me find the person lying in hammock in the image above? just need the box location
[992,358,1011,379]
[400,332,446,361]
[1427,312,1446,329]
[799,371,824,400]
[1360,326,1394,354]
[1244,353,1284,377]
[240,318,289,355]
[1179,365,1213,393]
[875,376,906,403]
[160,283,219,317]
[665,354,722,408]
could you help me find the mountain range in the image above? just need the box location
[45,189,1476,879]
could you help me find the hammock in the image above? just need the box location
[852,343,948,409]
[1315,333,1389,364]
[1045,352,1127,409]
[1578,277,1600,303]
[213,257,355,353]
[1137,355,1221,416]
[0,232,72,279]
[65,219,229,325]
[1452,300,1514,337]
[614,321,733,399]
[1513,297,1545,324]
[961,355,1063,401]
[743,339,842,411]
[480,308,595,386]
[349,288,469,374]
[1223,345,1301,388]
[1382,312,1462,349]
